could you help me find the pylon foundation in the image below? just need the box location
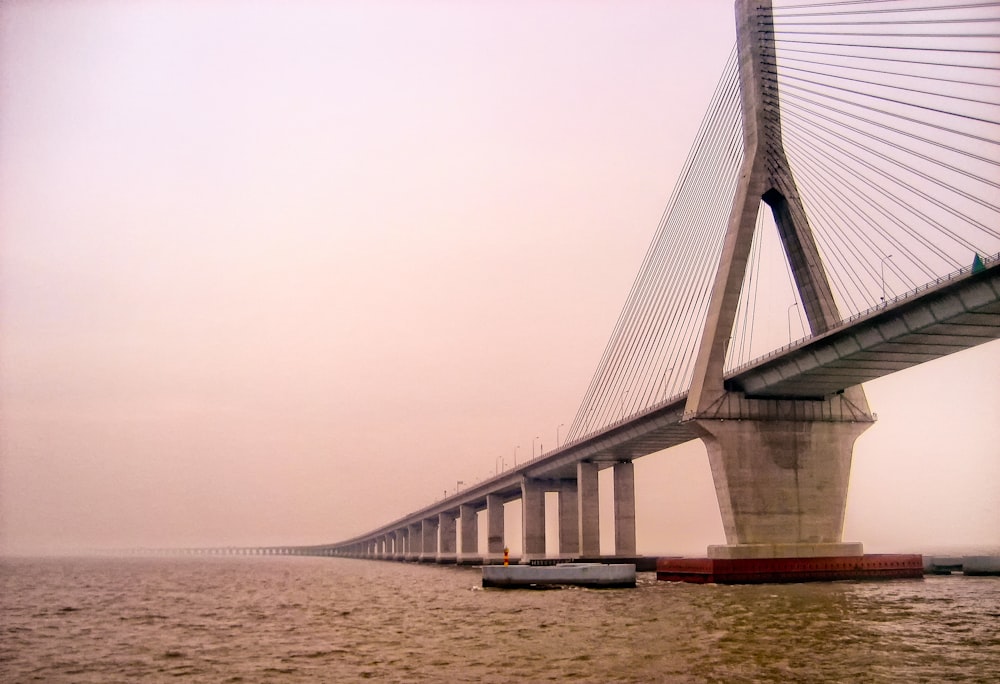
[657,554,924,584]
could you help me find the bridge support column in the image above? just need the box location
[656,0,891,580]
[613,461,636,557]
[407,523,421,561]
[420,518,438,562]
[437,512,457,563]
[577,461,600,557]
[486,493,505,562]
[694,415,869,559]
[521,477,546,562]
[558,480,579,556]
[459,503,479,563]
[394,529,405,560]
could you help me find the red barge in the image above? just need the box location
[657,554,924,584]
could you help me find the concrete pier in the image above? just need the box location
[420,518,438,562]
[407,523,421,562]
[613,461,636,557]
[557,480,579,556]
[459,503,478,563]
[486,493,505,562]
[437,512,456,563]
[578,461,600,557]
[677,0,877,571]
[694,409,871,559]
[521,478,546,562]
[394,529,405,561]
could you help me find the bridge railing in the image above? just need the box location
[726,251,1000,378]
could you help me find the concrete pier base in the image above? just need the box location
[708,542,864,560]
[695,417,869,548]
[657,554,923,584]
[483,563,636,589]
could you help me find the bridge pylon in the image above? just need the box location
[683,0,875,561]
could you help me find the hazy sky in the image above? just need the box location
[2,0,997,557]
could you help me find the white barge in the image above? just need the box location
[482,562,636,588]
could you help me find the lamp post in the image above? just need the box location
[787,301,798,344]
[532,436,539,459]
[514,445,520,466]
[556,423,564,446]
[880,254,894,303]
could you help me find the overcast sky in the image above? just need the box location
[2,0,997,557]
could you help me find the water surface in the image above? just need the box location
[2,556,997,682]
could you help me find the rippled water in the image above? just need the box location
[2,556,998,682]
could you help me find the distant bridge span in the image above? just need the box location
[328,258,999,556]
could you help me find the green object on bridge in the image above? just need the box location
[972,253,986,273]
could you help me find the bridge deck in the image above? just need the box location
[729,260,1000,398]
[330,260,1000,549]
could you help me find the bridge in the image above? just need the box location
[313,0,999,570]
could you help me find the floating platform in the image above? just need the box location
[962,556,1000,576]
[482,562,636,588]
[925,555,1000,576]
[657,554,924,584]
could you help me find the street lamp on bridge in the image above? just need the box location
[880,254,894,303]
[787,301,798,344]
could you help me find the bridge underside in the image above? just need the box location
[729,262,1000,398]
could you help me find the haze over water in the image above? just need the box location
[1,0,997,560]
[2,556,998,682]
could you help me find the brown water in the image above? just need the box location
[2,556,998,682]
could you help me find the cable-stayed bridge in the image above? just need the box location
[316,0,1000,567]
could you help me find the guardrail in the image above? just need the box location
[726,251,999,377]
